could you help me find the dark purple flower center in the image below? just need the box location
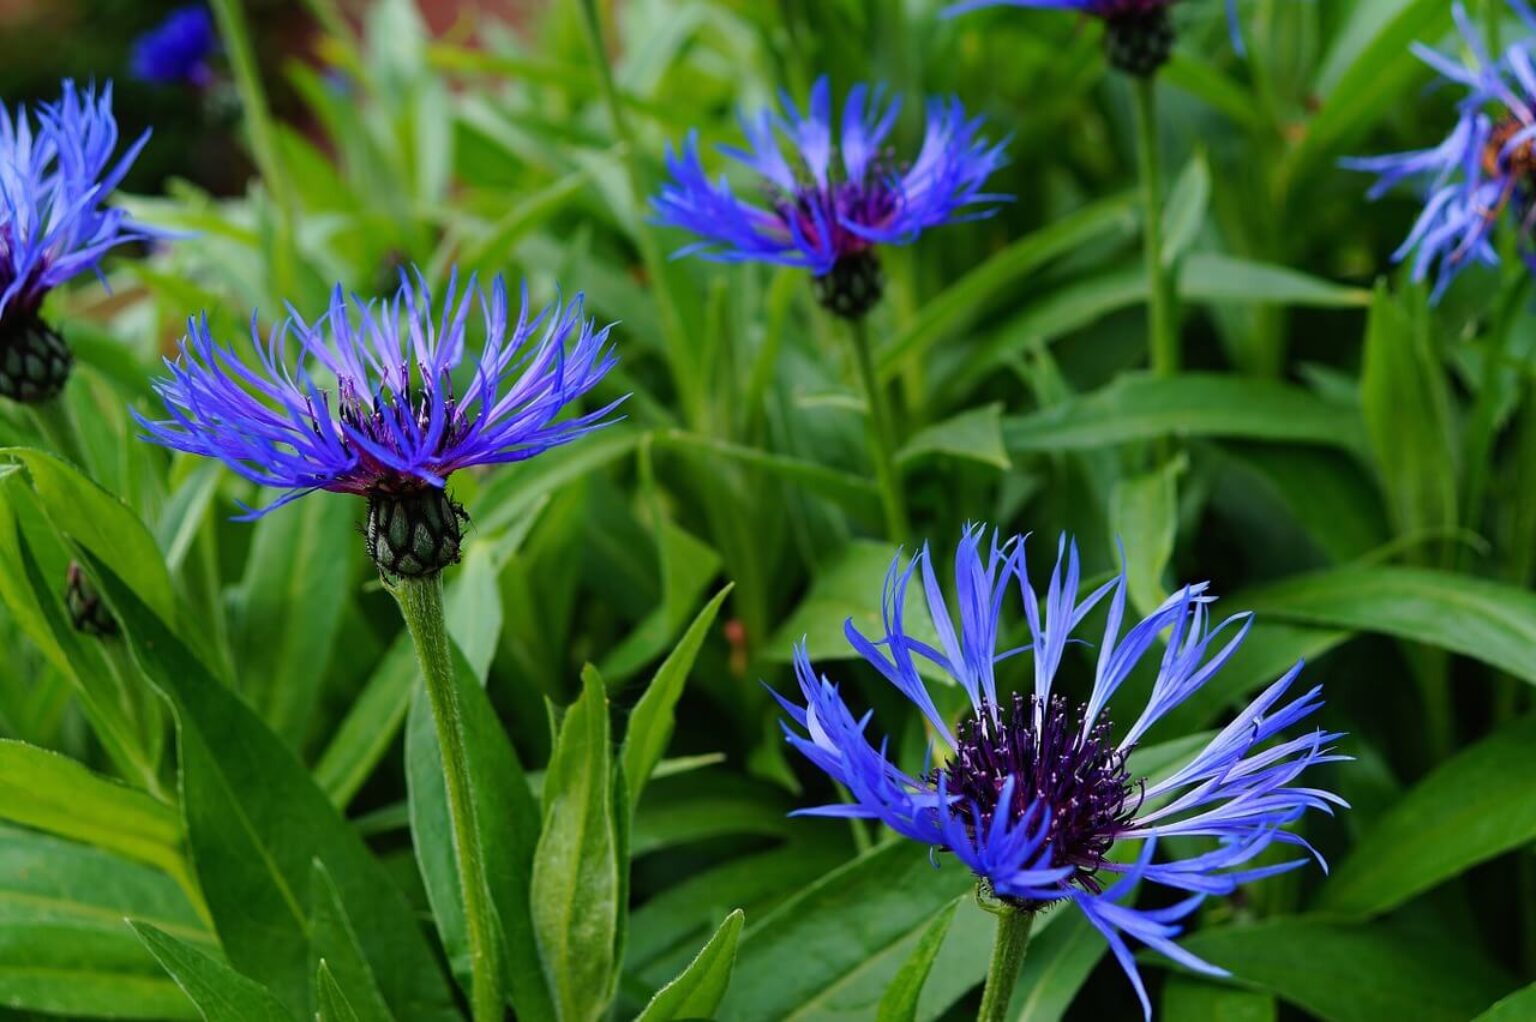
[773,178,902,263]
[328,374,469,495]
[942,692,1140,894]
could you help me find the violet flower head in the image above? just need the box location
[653,77,1008,319]
[1343,0,1536,302]
[137,269,623,577]
[131,6,219,88]
[777,528,1346,1017]
[0,80,156,402]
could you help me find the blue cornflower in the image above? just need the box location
[137,270,622,576]
[945,0,1244,74]
[131,6,218,87]
[0,80,155,402]
[777,528,1345,1016]
[653,77,1007,319]
[1343,1,1536,302]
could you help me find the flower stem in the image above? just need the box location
[977,903,1034,1022]
[390,573,503,1022]
[847,317,910,542]
[1131,77,1177,380]
[28,397,86,469]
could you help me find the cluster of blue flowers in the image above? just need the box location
[0,2,1409,1016]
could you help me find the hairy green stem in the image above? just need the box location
[847,317,910,542]
[1131,77,1178,380]
[977,903,1034,1022]
[391,573,503,1022]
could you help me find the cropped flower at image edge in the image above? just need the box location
[777,529,1346,1016]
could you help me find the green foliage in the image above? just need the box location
[2,1,1534,1019]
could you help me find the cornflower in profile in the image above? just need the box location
[777,528,1345,1018]
[654,76,1007,320]
[137,269,621,577]
[1343,0,1536,301]
[0,81,155,402]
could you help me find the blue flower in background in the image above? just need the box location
[653,77,1007,318]
[777,529,1345,1017]
[945,0,1245,73]
[1343,1,1536,302]
[0,80,155,401]
[131,6,218,88]
[138,270,622,573]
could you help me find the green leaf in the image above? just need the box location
[598,521,721,685]
[1162,151,1211,267]
[1473,983,1536,1021]
[405,641,552,1022]
[1109,457,1183,615]
[875,900,958,1022]
[308,862,396,1022]
[532,665,620,1022]
[720,842,975,1022]
[767,541,939,663]
[1007,908,1106,1022]
[2,448,178,630]
[229,494,359,743]
[1318,715,1536,917]
[621,584,733,812]
[0,739,183,879]
[0,826,207,1020]
[878,193,1140,374]
[897,404,1011,471]
[1003,374,1367,454]
[1242,565,1536,685]
[1162,976,1277,1022]
[317,962,364,1022]
[634,910,745,1022]
[1172,918,1515,1022]
[1359,282,1457,539]
[1178,254,1371,308]
[132,922,293,1022]
[0,468,172,792]
[84,555,460,1021]
[654,429,881,520]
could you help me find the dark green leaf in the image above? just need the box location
[1359,282,1457,538]
[1173,918,1515,1022]
[1003,375,1367,454]
[84,555,459,1021]
[1162,976,1277,1022]
[635,910,745,1022]
[621,584,733,813]
[0,826,206,1020]
[721,842,975,1022]
[308,862,396,1022]
[532,665,620,1022]
[1318,716,1536,917]
[875,900,958,1022]
[1242,566,1536,685]
[132,922,292,1022]
[1473,983,1536,1021]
